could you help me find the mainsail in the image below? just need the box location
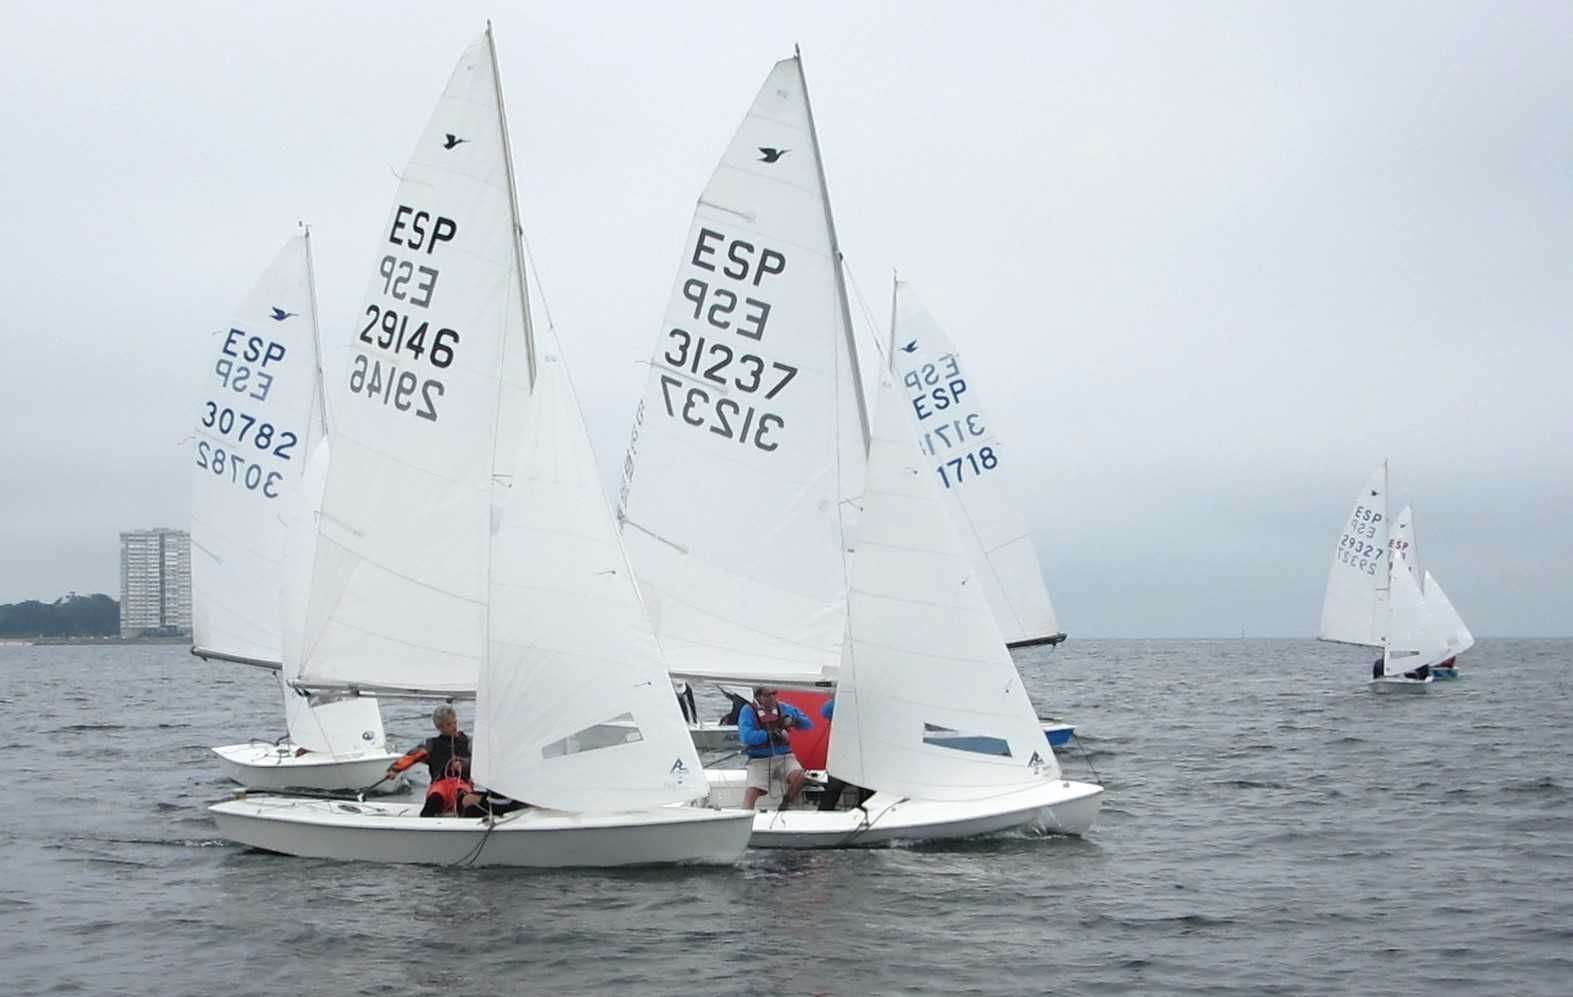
[1391,505,1423,589]
[889,280,1063,647]
[826,369,1058,800]
[616,56,867,687]
[191,232,385,753]
[297,34,529,697]
[191,235,324,667]
[1318,463,1391,648]
[1394,506,1474,658]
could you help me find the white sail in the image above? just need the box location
[890,281,1062,646]
[1391,505,1423,590]
[615,56,867,687]
[1318,464,1390,648]
[298,34,530,696]
[473,341,706,810]
[825,370,1058,801]
[1391,505,1473,659]
[279,440,387,754]
[1385,542,1438,662]
[191,235,324,666]
[1422,571,1475,658]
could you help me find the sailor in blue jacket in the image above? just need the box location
[738,687,813,810]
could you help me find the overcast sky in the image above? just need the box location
[2,1,1568,637]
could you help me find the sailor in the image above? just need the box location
[388,704,472,785]
[737,687,813,810]
[1372,657,1385,679]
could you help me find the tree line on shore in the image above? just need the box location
[0,593,118,637]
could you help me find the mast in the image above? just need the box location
[887,270,899,375]
[486,21,537,388]
[794,47,869,447]
[1379,457,1392,661]
[299,222,329,437]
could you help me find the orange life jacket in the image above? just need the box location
[426,776,474,816]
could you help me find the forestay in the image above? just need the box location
[473,340,706,810]
[298,35,530,696]
[1318,464,1390,648]
[826,371,1057,802]
[616,56,866,687]
[890,280,1061,646]
[191,235,324,667]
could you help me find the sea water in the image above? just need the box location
[1,639,1568,995]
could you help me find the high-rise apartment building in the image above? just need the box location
[119,528,192,638]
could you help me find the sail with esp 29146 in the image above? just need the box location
[616,55,868,689]
[889,280,1064,649]
[292,34,532,699]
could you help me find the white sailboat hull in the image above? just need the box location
[210,795,754,867]
[211,743,404,793]
[703,770,1102,848]
[1368,676,1433,693]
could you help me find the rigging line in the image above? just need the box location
[840,256,890,369]
[518,226,556,334]
[1067,730,1101,787]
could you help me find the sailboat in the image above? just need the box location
[191,231,398,791]
[209,28,753,867]
[889,279,1066,650]
[1318,462,1455,692]
[1391,506,1474,678]
[618,54,1100,846]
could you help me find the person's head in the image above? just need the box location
[432,704,459,735]
[754,686,778,705]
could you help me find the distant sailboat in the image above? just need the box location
[1318,462,1458,692]
[210,28,752,867]
[191,230,398,790]
[888,279,1065,649]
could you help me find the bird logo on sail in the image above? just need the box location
[757,147,788,163]
[901,339,919,353]
[270,307,297,321]
[443,133,467,150]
